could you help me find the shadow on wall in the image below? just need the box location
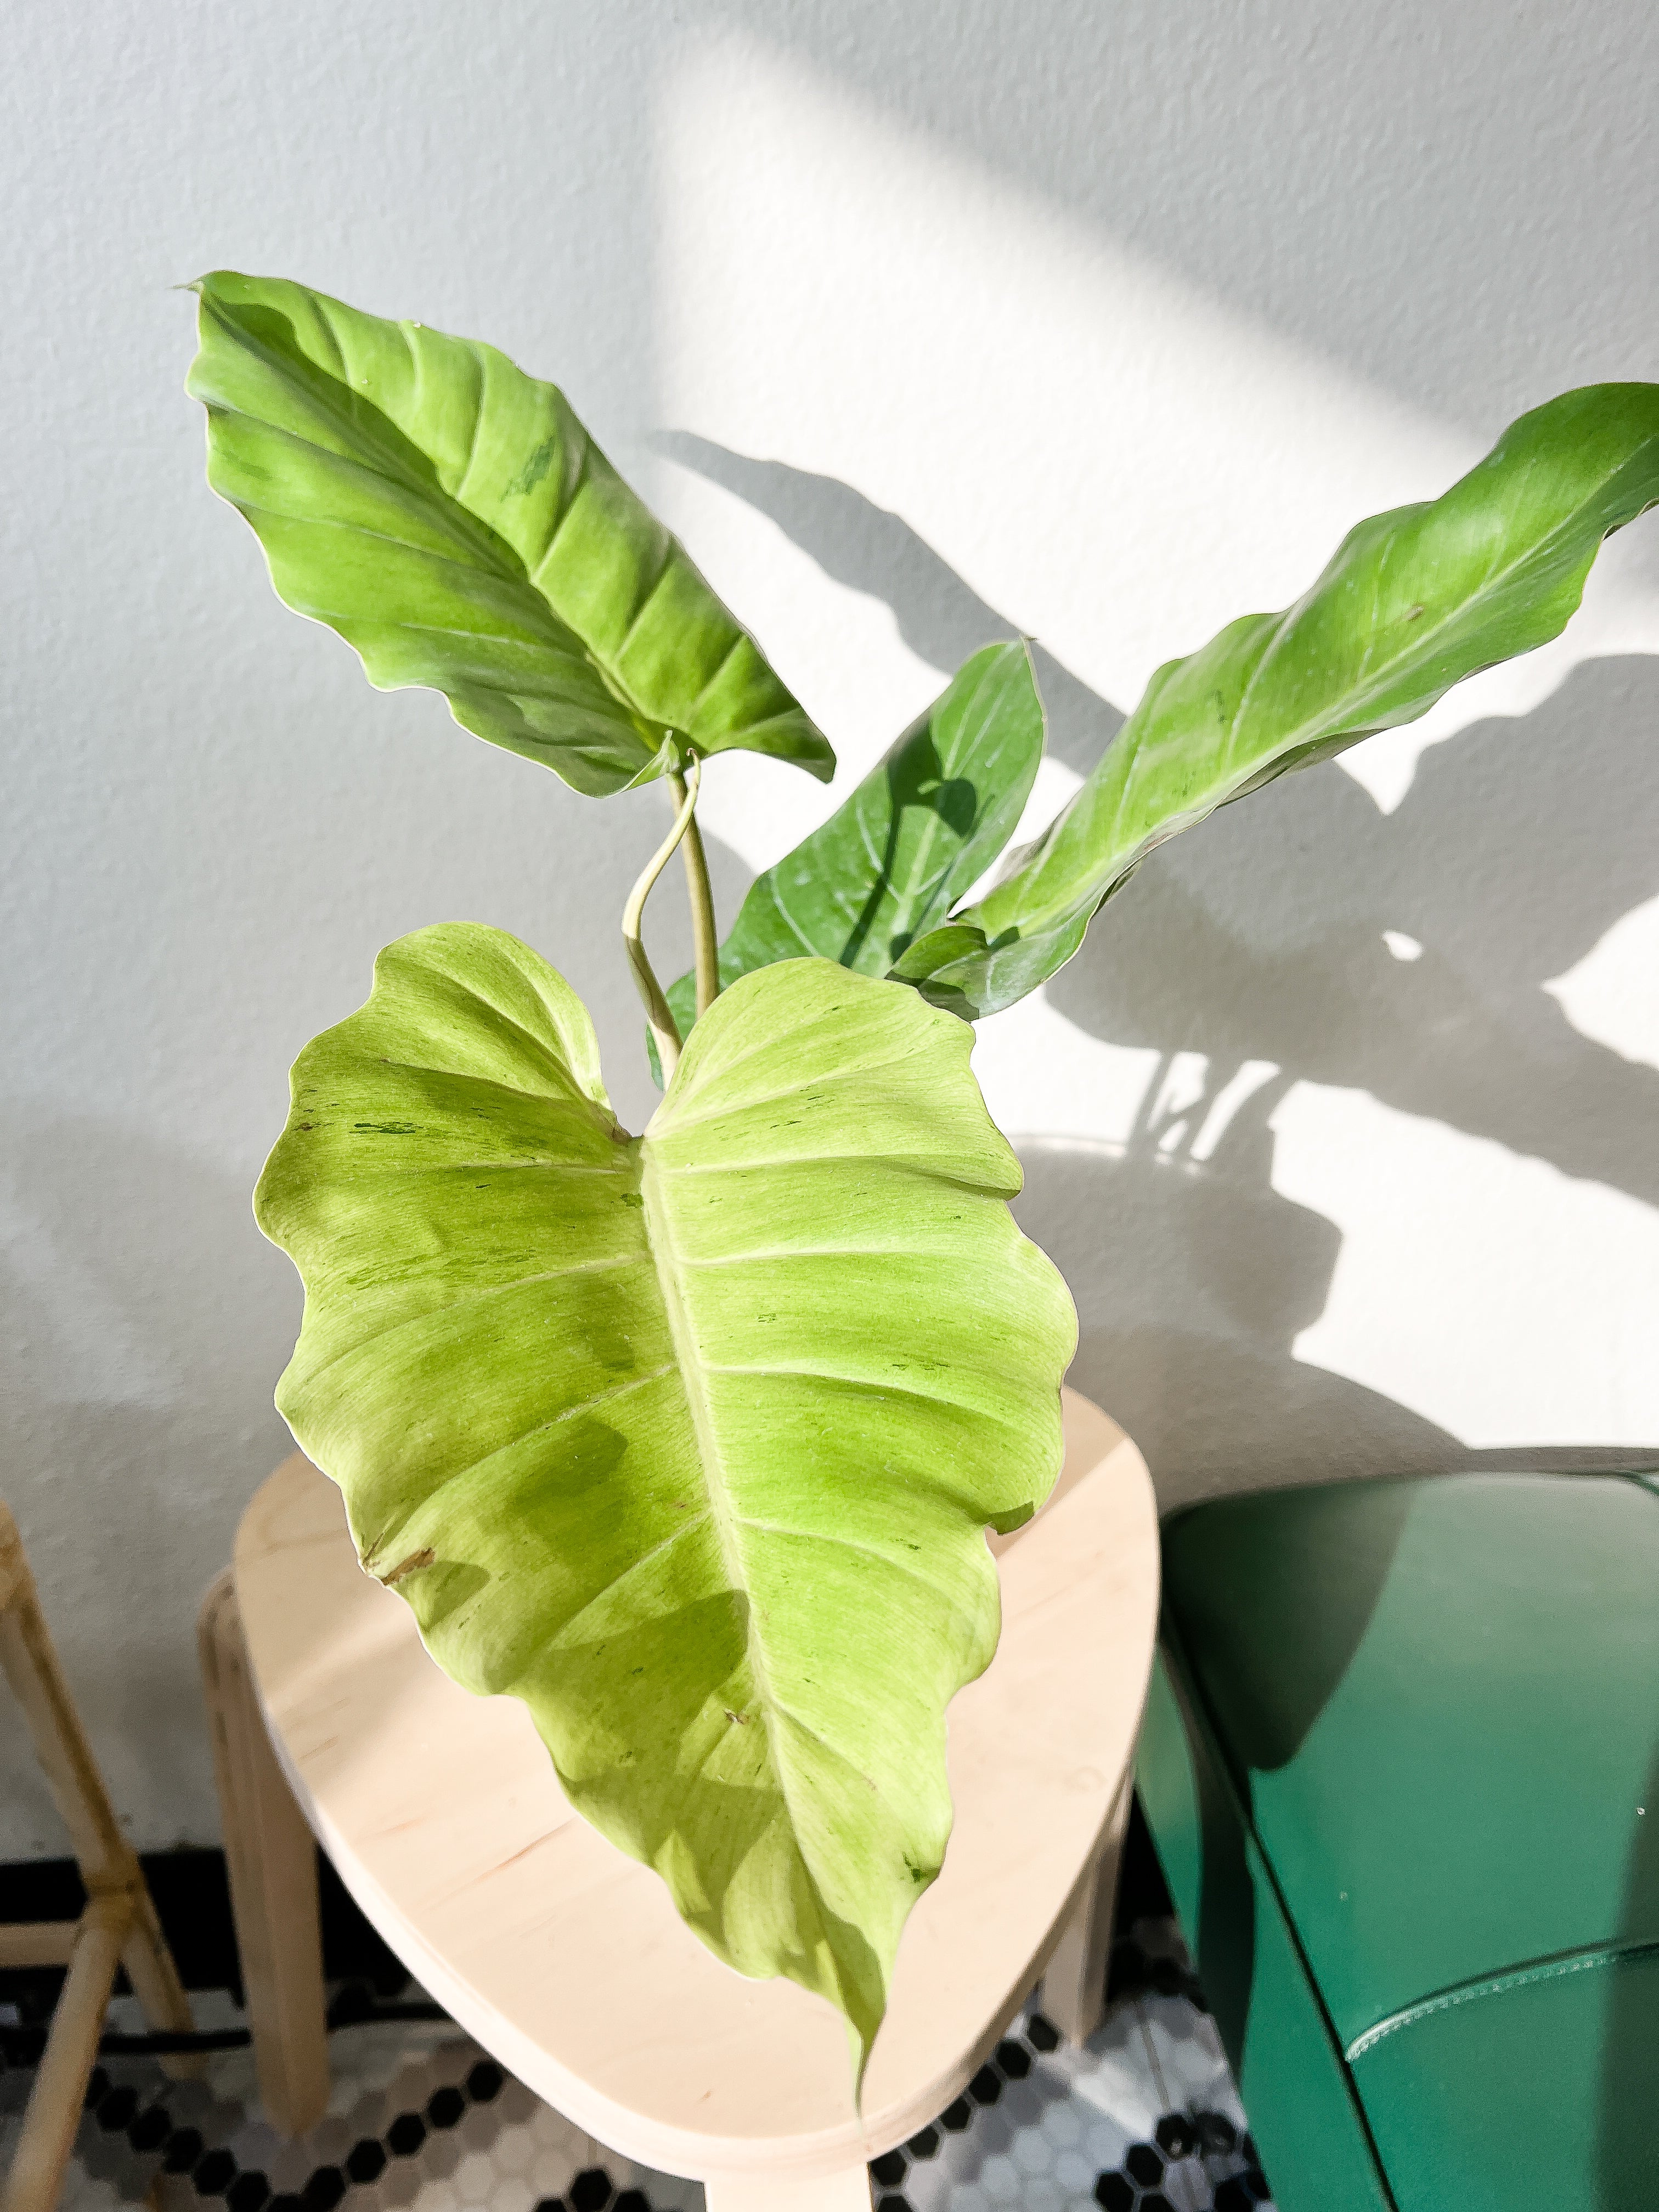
[1039,651,1659,1501]
[665,438,1659,1501]
[0,1104,298,1853]
[657,432,1125,775]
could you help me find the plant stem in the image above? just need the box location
[623,758,702,1085]
[669,766,720,1018]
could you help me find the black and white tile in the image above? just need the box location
[0,1921,1272,2212]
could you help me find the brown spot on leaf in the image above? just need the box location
[379,1547,436,1585]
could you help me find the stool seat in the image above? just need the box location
[1138,1468,1659,2212]
[228,1386,1159,2206]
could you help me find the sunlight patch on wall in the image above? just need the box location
[652,25,1659,1456]
[1273,1084,1659,1446]
[653,25,1659,849]
[972,997,1162,1150]
[1545,893,1659,1074]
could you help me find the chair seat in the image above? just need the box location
[232,1386,1159,2195]
[1137,1468,1659,2212]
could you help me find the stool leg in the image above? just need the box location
[703,2166,872,2211]
[121,1897,206,2084]
[1,1894,134,2212]
[1044,1771,1131,2046]
[198,1572,330,2135]
[0,1504,201,2081]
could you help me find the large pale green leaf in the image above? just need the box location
[894,382,1659,1017]
[187,273,834,797]
[655,641,1045,1073]
[255,928,1074,2066]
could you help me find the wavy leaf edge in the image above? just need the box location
[255,926,1076,2078]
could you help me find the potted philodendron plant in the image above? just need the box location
[187,272,1659,2078]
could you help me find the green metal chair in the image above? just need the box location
[1137,1466,1659,2211]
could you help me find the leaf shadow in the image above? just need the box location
[838,729,966,972]
[661,439,1659,1508]
[656,432,1124,775]
[1047,654,1659,1217]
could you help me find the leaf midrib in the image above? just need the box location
[206,292,667,747]
[229,483,654,736]
[205,298,517,580]
[636,1134,806,1835]
[748,646,1019,978]
[855,647,1022,958]
[908,646,1023,927]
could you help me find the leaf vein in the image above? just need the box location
[543,1508,716,1650]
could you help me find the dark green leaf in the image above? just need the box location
[658,641,1043,1068]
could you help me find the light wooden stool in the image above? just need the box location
[204,1387,1159,2207]
[0,1506,200,2212]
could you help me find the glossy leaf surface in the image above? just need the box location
[256,928,1074,2065]
[895,383,1659,1016]
[187,273,833,796]
[660,641,1044,1064]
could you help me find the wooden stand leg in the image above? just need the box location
[0,1504,200,2089]
[1,1896,134,2212]
[198,1572,330,2136]
[1043,1773,1132,2046]
[703,2165,872,2212]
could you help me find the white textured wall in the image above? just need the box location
[4,1,1657,1855]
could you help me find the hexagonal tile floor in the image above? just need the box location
[0,1920,1273,2212]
